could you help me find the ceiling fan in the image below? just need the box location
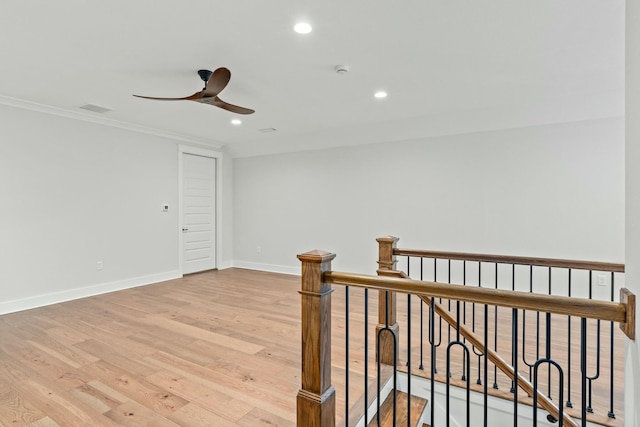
[133,67,255,115]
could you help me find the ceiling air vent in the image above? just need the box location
[79,104,112,114]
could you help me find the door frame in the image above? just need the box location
[178,145,223,275]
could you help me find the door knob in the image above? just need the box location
[182,228,189,232]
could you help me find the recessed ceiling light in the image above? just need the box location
[231,119,242,125]
[294,22,312,34]
[374,91,388,99]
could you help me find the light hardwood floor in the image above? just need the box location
[0,268,625,426]
[0,269,306,426]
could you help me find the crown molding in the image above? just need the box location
[0,94,224,149]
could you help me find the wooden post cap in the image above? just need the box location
[297,250,336,263]
[376,236,399,244]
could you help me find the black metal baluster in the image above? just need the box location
[533,360,565,427]
[461,261,467,381]
[581,317,587,426]
[585,271,600,414]
[345,286,349,423]
[429,258,442,375]
[608,272,616,419]
[512,308,518,426]
[446,313,471,427]
[430,297,436,426]
[448,260,452,351]
[522,265,536,381]
[547,267,552,399]
[377,291,398,427]
[472,262,483,386]
[493,262,498,390]
[406,257,410,369]
[407,293,411,427]
[510,264,516,394]
[365,288,369,426]
[432,254,436,293]
[545,312,552,400]
[483,303,488,427]
[420,258,425,371]
[567,269,573,409]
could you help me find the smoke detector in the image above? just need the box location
[334,65,351,74]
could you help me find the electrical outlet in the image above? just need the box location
[256,246,262,253]
[96,261,104,271]
[597,274,606,287]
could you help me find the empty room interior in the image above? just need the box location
[1,1,640,427]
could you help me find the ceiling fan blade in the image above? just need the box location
[202,67,231,97]
[133,91,204,101]
[205,95,255,115]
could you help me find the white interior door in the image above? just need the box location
[182,153,216,274]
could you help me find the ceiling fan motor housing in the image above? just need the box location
[198,69,213,82]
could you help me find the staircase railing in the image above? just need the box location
[295,239,635,427]
[382,235,629,425]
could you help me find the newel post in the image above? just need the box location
[376,236,400,365]
[297,250,336,427]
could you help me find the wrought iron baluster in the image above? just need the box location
[522,265,537,381]
[419,257,425,370]
[567,269,573,409]
[608,272,616,419]
[377,291,398,427]
[461,260,467,381]
[428,258,442,375]
[512,308,519,425]
[448,259,452,350]
[581,317,588,426]
[472,262,484,386]
[533,359,565,427]
[585,271,600,414]
[345,286,349,423]
[407,293,411,427]
[547,267,552,399]
[364,288,369,426]
[446,340,471,427]
[483,304,488,427]
[493,262,498,389]
[430,297,436,426]
[511,264,516,394]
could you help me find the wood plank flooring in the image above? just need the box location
[0,269,307,426]
[0,268,625,426]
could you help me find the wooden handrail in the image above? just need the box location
[323,271,635,338]
[378,269,578,427]
[394,248,625,273]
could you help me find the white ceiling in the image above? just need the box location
[0,1,624,157]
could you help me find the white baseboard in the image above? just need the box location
[0,270,181,315]
[232,260,300,276]
[217,260,235,270]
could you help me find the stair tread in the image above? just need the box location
[367,390,427,427]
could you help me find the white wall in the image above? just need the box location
[0,104,231,313]
[625,1,640,426]
[220,149,234,269]
[233,118,624,275]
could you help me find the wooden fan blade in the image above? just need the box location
[207,95,255,115]
[133,91,204,101]
[202,67,231,97]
